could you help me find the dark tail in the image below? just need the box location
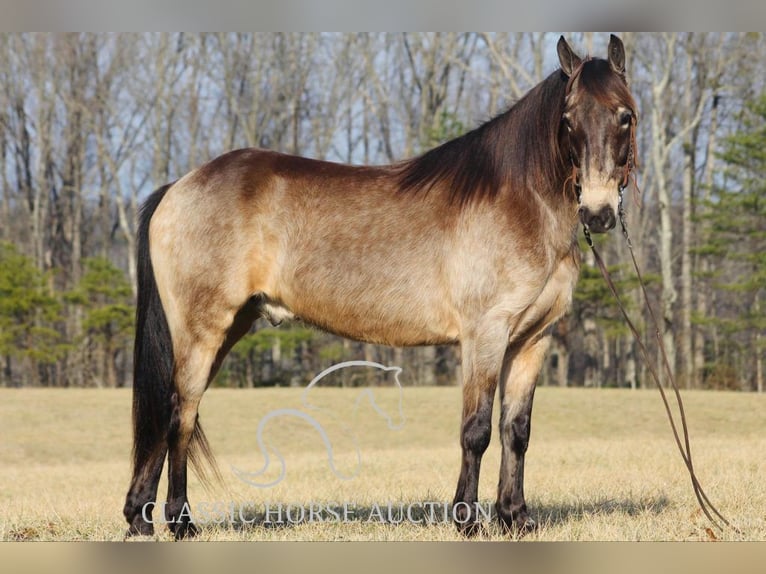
[131,183,220,488]
[131,184,174,478]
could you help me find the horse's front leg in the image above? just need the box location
[453,319,509,536]
[496,333,551,535]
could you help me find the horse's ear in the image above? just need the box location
[608,34,626,75]
[557,36,582,77]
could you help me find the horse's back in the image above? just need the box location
[149,148,462,346]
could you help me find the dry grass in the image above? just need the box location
[0,386,764,541]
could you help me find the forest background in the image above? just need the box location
[0,32,763,391]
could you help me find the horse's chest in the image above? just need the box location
[508,252,580,342]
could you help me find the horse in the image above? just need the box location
[123,34,638,539]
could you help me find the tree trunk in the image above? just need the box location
[583,317,599,387]
[695,95,719,388]
[624,336,637,390]
[0,116,9,241]
[557,344,569,387]
[420,346,436,386]
[3,355,12,387]
[651,88,678,385]
[680,83,696,389]
[601,333,611,386]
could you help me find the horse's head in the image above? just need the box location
[558,34,638,234]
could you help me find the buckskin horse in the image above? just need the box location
[124,34,638,539]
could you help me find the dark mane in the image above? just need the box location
[397,68,571,206]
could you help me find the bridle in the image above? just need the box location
[561,57,639,212]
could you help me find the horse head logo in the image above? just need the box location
[232,361,406,488]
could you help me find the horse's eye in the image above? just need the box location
[619,111,632,128]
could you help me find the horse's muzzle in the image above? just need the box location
[579,205,616,233]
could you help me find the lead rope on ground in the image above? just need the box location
[581,192,741,537]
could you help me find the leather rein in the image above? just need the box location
[565,63,740,537]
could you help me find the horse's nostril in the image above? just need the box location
[580,206,616,233]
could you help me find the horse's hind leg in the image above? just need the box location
[124,439,167,536]
[496,333,551,535]
[163,333,222,539]
[162,296,260,539]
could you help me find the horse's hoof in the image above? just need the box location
[125,516,155,538]
[453,501,487,537]
[499,514,537,537]
[455,520,487,538]
[171,521,200,541]
[454,517,487,538]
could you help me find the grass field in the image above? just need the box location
[0,385,764,541]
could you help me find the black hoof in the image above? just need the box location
[125,515,155,538]
[455,520,487,538]
[499,513,537,537]
[453,502,488,537]
[171,520,200,540]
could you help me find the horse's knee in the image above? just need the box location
[462,399,493,455]
[510,412,531,455]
